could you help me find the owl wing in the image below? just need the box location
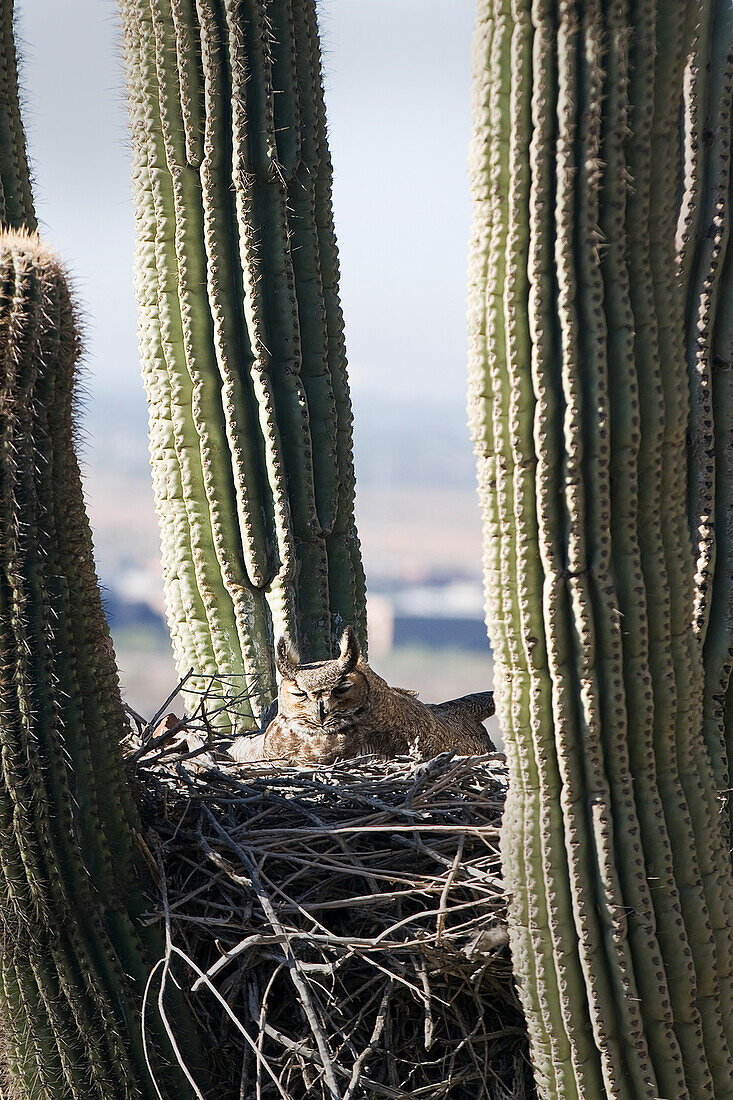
[230,715,291,763]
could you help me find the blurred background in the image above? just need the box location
[17,0,493,718]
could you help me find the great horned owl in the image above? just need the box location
[230,627,496,766]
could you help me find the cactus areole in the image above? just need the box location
[119,0,368,730]
[468,1,733,1098]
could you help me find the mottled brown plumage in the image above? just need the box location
[230,628,496,766]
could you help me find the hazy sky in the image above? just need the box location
[17,0,475,412]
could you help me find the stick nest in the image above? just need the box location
[128,711,534,1100]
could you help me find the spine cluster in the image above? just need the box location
[469,2,733,1097]
[120,0,367,727]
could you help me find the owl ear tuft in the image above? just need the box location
[276,635,300,680]
[338,626,360,674]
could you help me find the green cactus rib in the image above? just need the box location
[697,3,733,813]
[706,187,733,843]
[0,230,211,1098]
[470,1,604,1093]
[653,1,733,1074]
[486,3,567,1093]
[170,0,204,170]
[545,6,660,1093]
[684,1,733,647]
[623,13,708,1036]
[605,0,716,1089]
[468,5,549,1093]
[0,2,34,231]
[632,0,733,1086]
[121,0,367,719]
[506,2,601,1093]
[269,0,340,538]
[575,4,694,1094]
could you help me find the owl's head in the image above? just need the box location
[275,627,368,729]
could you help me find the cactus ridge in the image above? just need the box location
[699,1,733,848]
[471,1,733,1094]
[605,1,718,1089]
[575,3,693,1094]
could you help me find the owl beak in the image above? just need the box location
[317,699,326,725]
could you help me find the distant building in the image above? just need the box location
[367,580,489,655]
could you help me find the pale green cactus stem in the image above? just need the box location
[0,229,210,1099]
[470,2,733,1096]
[120,0,367,729]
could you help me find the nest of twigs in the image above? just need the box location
[127,695,535,1100]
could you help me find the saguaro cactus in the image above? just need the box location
[119,0,367,728]
[0,229,207,1099]
[469,2,733,1097]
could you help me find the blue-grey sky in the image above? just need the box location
[17,0,475,411]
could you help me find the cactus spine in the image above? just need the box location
[119,0,367,728]
[469,2,733,1096]
[0,228,208,1099]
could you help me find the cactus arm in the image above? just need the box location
[474,2,733,1095]
[219,0,299,653]
[0,2,34,230]
[153,0,276,713]
[299,0,368,649]
[140,0,259,718]
[125,0,209,695]
[193,0,276,601]
[548,6,664,1093]
[122,0,224,708]
[469,1,603,1093]
[623,1,733,1087]
[278,0,341,541]
[223,0,332,658]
